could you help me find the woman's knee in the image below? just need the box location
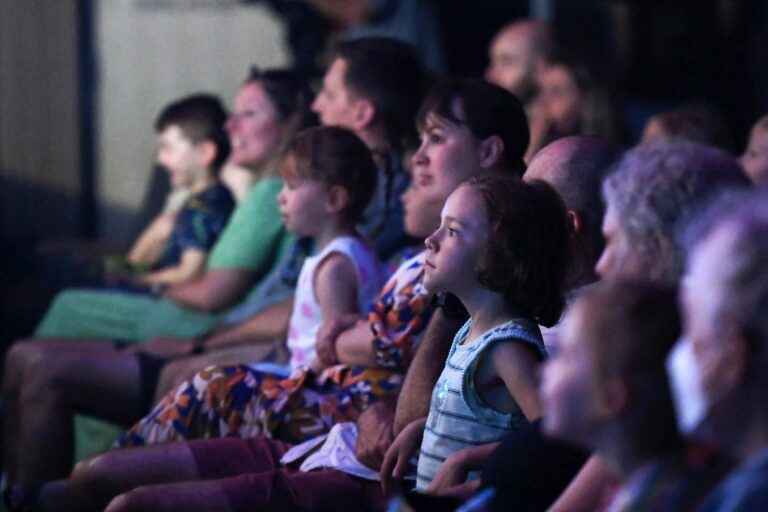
[70,452,116,497]
[104,489,148,512]
[4,340,51,394]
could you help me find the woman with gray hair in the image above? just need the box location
[595,141,749,284]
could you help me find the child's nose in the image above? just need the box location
[424,229,439,252]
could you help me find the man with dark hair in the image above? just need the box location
[313,36,427,261]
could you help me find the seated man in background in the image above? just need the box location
[547,141,750,512]
[670,189,768,511]
[485,19,551,115]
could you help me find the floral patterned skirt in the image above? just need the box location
[118,364,402,447]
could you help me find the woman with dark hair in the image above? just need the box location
[527,52,624,162]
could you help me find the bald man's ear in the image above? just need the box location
[353,98,376,132]
[479,135,505,169]
[567,209,583,235]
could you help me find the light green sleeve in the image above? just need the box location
[207,177,288,275]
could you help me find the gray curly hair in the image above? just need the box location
[602,141,749,284]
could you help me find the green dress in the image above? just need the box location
[33,177,293,462]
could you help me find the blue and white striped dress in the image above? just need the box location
[415,318,547,490]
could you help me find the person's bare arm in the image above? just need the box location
[354,394,397,471]
[162,267,253,312]
[492,342,543,421]
[203,298,293,351]
[330,319,378,367]
[303,0,371,25]
[307,253,362,371]
[137,249,207,286]
[393,309,461,434]
[427,442,501,495]
[127,212,177,265]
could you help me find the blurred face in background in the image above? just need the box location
[485,25,538,102]
[740,126,768,185]
[311,58,360,131]
[537,64,582,135]
[225,82,284,170]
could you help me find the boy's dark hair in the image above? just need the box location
[246,67,317,131]
[470,175,570,327]
[283,126,377,224]
[336,37,427,148]
[580,279,682,455]
[416,80,529,178]
[155,93,230,171]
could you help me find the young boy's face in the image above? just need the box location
[423,185,489,295]
[156,125,206,189]
[740,126,768,185]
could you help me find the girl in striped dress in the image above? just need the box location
[381,174,571,494]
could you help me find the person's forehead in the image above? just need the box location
[494,27,531,52]
[158,125,188,142]
[602,203,620,232]
[683,226,733,321]
[235,82,266,107]
[325,58,348,86]
[443,186,483,218]
[751,127,768,148]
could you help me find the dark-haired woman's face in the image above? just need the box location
[411,113,485,207]
[225,82,285,170]
[538,64,582,135]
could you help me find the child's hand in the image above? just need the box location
[308,357,325,375]
[315,314,360,366]
[380,417,426,494]
[426,450,470,494]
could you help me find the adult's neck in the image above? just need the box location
[357,126,392,153]
[246,154,282,181]
[598,430,662,481]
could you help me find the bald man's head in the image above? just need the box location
[525,136,624,287]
